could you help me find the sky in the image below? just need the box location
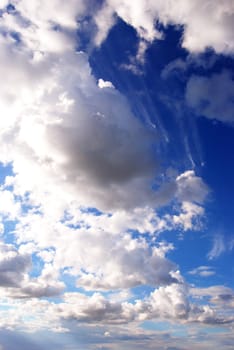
[0,1,233,349]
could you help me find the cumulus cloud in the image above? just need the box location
[0,0,212,214]
[186,70,234,124]
[14,212,178,291]
[0,4,163,211]
[0,242,64,298]
[0,242,30,288]
[0,0,86,53]
[0,44,160,210]
[164,170,209,231]
[52,281,232,326]
[11,174,210,293]
[94,0,234,55]
[0,282,232,338]
[0,189,21,220]
[171,201,204,231]
[0,2,210,216]
[175,170,209,204]
[0,0,220,339]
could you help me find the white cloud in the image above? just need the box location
[14,211,178,290]
[1,0,86,53]
[171,201,204,231]
[0,241,64,298]
[13,0,86,29]
[98,78,115,89]
[51,281,231,326]
[175,170,209,204]
[188,266,215,277]
[0,4,210,215]
[163,171,208,231]
[9,192,207,292]
[3,0,234,59]
[207,234,234,260]
[94,0,234,55]
[0,242,30,288]
[0,0,220,338]
[0,189,21,220]
[0,2,210,214]
[0,281,232,335]
[0,43,161,210]
[191,285,234,299]
[186,70,234,123]
[190,285,234,311]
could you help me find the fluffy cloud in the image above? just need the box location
[14,211,178,290]
[166,170,209,231]
[171,202,204,231]
[0,282,232,339]
[52,282,232,326]
[0,242,30,288]
[94,0,234,55]
[0,2,210,215]
[11,168,209,292]
[0,189,21,220]
[1,0,86,53]
[0,1,211,213]
[0,1,221,341]
[0,2,162,211]
[0,44,159,210]
[175,171,209,204]
[2,0,234,58]
[0,242,64,298]
[186,70,234,123]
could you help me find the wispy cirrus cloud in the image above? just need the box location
[207,234,234,260]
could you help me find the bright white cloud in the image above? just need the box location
[171,201,204,231]
[94,0,234,55]
[0,189,21,220]
[0,44,160,210]
[0,4,210,215]
[46,281,232,326]
[1,0,86,53]
[14,210,178,290]
[0,0,227,341]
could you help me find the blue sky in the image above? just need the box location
[0,1,233,349]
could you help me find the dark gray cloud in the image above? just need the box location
[0,242,63,298]
[0,243,31,288]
